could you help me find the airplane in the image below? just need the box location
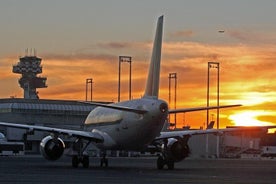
[0,15,243,170]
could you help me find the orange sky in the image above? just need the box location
[1,1,276,129]
[1,39,276,129]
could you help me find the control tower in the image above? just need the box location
[12,54,47,99]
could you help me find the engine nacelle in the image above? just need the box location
[163,138,190,162]
[40,135,65,161]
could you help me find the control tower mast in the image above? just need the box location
[12,52,47,99]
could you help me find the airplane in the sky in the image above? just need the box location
[0,16,243,170]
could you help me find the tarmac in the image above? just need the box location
[1,155,276,184]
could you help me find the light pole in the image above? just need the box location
[207,62,220,129]
[206,61,220,158]
[86,78,93,101]
[169,73,177,129]
[118,56,132,102]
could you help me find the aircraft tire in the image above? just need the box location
[72,156,79,168]
[167,161,174,170]
[82,155,89,168]
[157,156,164,170]
[100,158,108,167]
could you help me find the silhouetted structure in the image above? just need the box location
[12,54,47,99]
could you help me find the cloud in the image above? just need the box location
[4,41,276,101]
[97,41,149,50]
[227,29,276,44]
[41,53,116,62]
[227,30,253,42]
[2,40,276,128]
[97,42,133,49]
[169,30,194,38]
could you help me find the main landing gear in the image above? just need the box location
[100,152,108,167]
[70,139,109,168]
[71,139,91,168]
[157,155,175,170]
[71,154,109,168]
[72,155,89,168]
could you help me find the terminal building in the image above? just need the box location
[0,98,98,153]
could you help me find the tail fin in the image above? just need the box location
[207,121,215,129]
[143,15,163,99]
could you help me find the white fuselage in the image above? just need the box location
[84,98,168,151]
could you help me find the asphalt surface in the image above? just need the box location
[0,156,276,184]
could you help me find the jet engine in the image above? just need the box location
[40,135,65,161]
[163,138,190,162]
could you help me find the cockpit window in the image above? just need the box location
[85,107,123,125]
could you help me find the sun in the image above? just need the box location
[229,110,276,127]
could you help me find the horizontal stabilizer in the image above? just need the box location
[207,121,215,129]
[80,101,148,114]
[169,104,242,114]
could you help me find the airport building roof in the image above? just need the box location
[0,98,111,113]
[0,98,93,112]
[0,98,111,126]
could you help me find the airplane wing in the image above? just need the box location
[0,122,104,143]
[81,102,240,115]
[79,101,148,114]
[169,104,242,114]
[155,126,274,140]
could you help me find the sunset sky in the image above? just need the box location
[1,0,276,129]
